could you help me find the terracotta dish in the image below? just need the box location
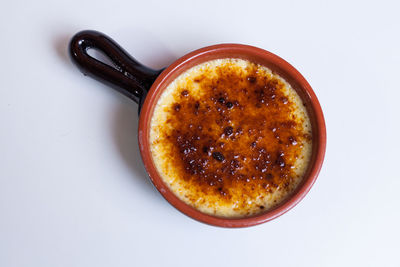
[69,30,326,227]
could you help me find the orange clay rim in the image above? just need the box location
[138,44,326,228]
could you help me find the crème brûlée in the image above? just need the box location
[149,58,312,218]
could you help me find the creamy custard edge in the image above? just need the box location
[149,58,312,218]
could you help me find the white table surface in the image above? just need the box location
[1,0,399,266]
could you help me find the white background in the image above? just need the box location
[1,0,399,266]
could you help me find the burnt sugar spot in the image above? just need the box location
[223,126,234,137]
[212,152,225,162]
[247,76,257,83]
[173,103,181,111]
[156,59,310,215]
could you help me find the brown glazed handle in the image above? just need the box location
[69,30,163,112]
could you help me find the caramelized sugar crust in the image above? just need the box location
[150,59,312,217]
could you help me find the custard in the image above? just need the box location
[150,59,312,218]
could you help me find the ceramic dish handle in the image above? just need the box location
[69,30,162,112]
